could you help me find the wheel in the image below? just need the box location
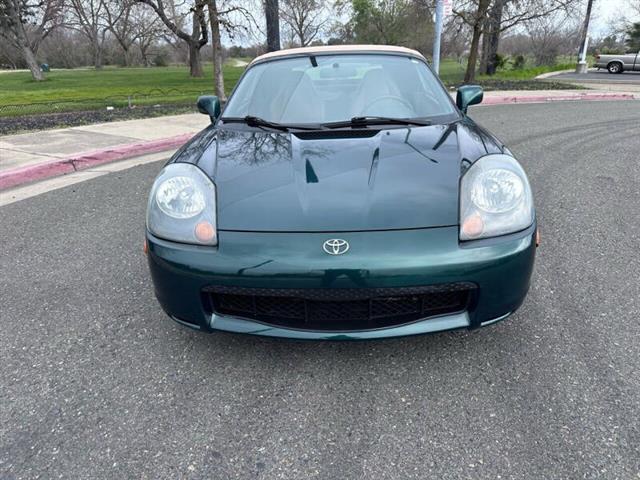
[607,62,623,74]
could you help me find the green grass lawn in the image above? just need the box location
[480,62,575,81]
[437,58,586,91]
[0,56,582,118]
[438,58,467,84]
[0,63,246,116]
[438,58,580,84]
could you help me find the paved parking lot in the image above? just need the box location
[549,69,640,84]
[1,101,639,479]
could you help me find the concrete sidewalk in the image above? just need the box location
[1,89,638,190]
[0,113,209,172]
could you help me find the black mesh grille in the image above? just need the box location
[204,284,475,331]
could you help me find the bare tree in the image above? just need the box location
[207,0,225,99]
[481,0,576,75]
[104,0,162,65]
[38,28,91,68]
[527,14,578,65]
[103,0,136,65]
[131,5,163,65]
[206,1,254,99]
[0,0,64,79]
[456,0,580,79]
[441,15,469,60]
[280,0,326,47]
[136,0,208,76]
[265,0,280,51]
[103,0,161,66]
[454,0,491,82]
[68,0,110,68]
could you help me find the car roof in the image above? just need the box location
[250,45,427,66]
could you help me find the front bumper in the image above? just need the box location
[146,225,536,339]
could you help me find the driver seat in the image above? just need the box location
[352,68,397,116]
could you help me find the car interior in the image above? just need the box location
[231,55,453,124]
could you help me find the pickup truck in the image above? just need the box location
[594,51,640,74]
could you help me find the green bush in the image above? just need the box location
[494,53,508,71]
[154,53,169,67]
[512,55,526,70]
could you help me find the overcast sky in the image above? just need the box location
[588,0,638,34]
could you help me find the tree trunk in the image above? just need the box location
[4,0,44,81]
[464,0,491,83]
[207,0,226,100]
[93,42,103,69]
[23,44,44,81]
[265,0,281,52]
[485,30,501,75]
[479,29,489,74]
[122,47,131,66]
[188,42,204,77]
[483,0,504,75]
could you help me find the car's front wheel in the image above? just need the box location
[607,62,623,74]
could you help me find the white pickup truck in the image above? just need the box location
[594,51,640,74]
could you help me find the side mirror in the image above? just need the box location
[456,85,484,114]
[197,95,221,122]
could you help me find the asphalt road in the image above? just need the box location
[2,101,639,479]
[550,69,640,84]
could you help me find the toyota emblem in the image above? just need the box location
[323,239,350,255]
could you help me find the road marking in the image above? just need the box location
[0,150,173,207]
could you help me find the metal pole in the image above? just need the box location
[581,35,590,63]
[433,0,444,75]
[575,0,594,74]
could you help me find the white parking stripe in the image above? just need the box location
[0,150,174,207]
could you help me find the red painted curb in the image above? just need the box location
[482,92,635,105]
[0,133,194,191]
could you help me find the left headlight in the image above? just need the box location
[460,154,534,241]
[146,163,217,245]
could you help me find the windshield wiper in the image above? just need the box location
[322,116,432,129]
[221,116,323,131]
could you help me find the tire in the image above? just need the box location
[607,62,623,74]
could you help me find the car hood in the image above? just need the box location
[184,121,503,232]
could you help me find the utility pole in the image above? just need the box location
[576,0,594,74]
[433,0,444,74]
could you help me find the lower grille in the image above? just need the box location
[203,284,475,331]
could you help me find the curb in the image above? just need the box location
[0,133,194,191]
[481,92,636,105]
[534,69,576,80]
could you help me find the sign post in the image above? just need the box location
[432,0,452,75]
[432,0,444,74]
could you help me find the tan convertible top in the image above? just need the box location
[250,45,427,66]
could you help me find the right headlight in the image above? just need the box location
[460,154,534,241]
[146,163,217,245]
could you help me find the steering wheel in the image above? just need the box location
[361,95,414,116]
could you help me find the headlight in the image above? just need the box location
[460,154,534,241]
[146,163,217,245]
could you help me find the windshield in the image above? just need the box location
[222,54,457,124]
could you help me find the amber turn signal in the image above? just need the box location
[461,214,484,239]
[194,221,215,243]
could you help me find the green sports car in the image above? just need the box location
[145,45,537,340]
